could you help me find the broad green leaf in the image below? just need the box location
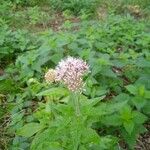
[31,128,56,150]
[113,93,130,102]
[94,100,128,116]
[138,85,145,97]
[132,96,146,110]
[101,68,117,78]
[82,95,105,106]
[50,53,63,64]
[95,89,108,97]
[132,111,147,124]
[120,105,132,121]
[107,100,128,114]
[143,101,150,115]
[135,58,150,68]
[145,91,150,99]
[98,136,118,150]
[125,85,137,95]
[123,120,134,134]
[37,87,69,97]
[121,127,136,149]
[79,145,87,150]
[102,114,122,126]
[82,128,100,144]
[60,95,70,103]
[17,123,44,137]
[37,142,63,150]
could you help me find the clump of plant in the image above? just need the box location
[16,56,129,149]
[49,0,99,16]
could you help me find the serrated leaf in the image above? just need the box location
[31,128,57,150]
[125,85,137,95]
[37,87,69,97]
[95,100,128,116]
[107,100,128,114]
[132,96,146,110]
[82,128,100,144]
[138,85,145,97]
[38,142,63,150]
[83,95,105,106]
[51,53,63,64]
[143,101,150,114]
[17,123,44,137]
[145,91,150,99]
[133,111,147,125]
[102,114,122,126]
[135,58,150,68]
[120,105,132,121]
[101,68,117,78]
[123,120,134,134]
[113,93,130,102]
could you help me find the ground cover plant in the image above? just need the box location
[0,0,150,150]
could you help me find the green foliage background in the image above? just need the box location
[0,0,150,150]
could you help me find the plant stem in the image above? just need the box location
[71,92,81,116]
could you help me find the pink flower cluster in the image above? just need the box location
[55,56,89,92]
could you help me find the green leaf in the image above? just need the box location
[102,114,122,126]
[79,145,87,150]
[83,95,105,106]
[123,120,134,134]
[31,128,57,150]
[94,100,128,116]
[113,93,130,102]
[135,58,150,68]
[37,87,69,98]
[17,123,44,137]
[121,127,137,149]
[82,128,100,144]
[38,142,63,150]
[120,105,132,121]
[107,100,128,114]
[132,111,147,125]
[138,85,145,97]
[143,101,150,115]
[125,85,137,95]
[132,96,146,110]
[50,53,63,64]
[145,91,150,99]
[101,68,117,78]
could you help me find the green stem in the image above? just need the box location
[71,92,81,116]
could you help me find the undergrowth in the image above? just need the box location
[0,0,150,150]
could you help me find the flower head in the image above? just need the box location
[44,69,56,83]
[55,56,89,92]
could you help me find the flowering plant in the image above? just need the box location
[16,55,148,150]
[45,56,89,116]
[45,56,89,92]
